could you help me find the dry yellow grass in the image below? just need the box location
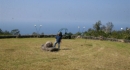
[0,38,130,70]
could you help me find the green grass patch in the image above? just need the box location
[0,38,130,70]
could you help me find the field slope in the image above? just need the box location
[0,38,130,70]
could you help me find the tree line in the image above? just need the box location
[1,20,130,40]
[75,20,130,40]
[0,29,20,35]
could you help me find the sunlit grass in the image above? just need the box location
[0,38,130,70]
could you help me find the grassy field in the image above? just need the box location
[0,38,130,70]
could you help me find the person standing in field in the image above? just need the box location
[53,32,62,49]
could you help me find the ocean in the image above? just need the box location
[0,22,129,35]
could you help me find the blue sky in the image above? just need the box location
[0,0,130,34]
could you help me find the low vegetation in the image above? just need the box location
[1,20,130,40]
[0,38,130,70]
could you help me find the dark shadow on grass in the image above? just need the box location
[50,48,59,52]
[85,44,93,46]
[61,48,72,50]
[5,49,15,52]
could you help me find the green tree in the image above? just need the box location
[67,32,73,36]
[4,30,11,35]
[32,32,37,35]
[86,28,94,36]
[0,29,3,35]
[75,32,82,36]
[93,20,102,31]
[11,29,20,35]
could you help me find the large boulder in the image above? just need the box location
[44,41,53,48]
[41,41,59,52]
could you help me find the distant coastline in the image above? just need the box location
[0,22,129,35]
